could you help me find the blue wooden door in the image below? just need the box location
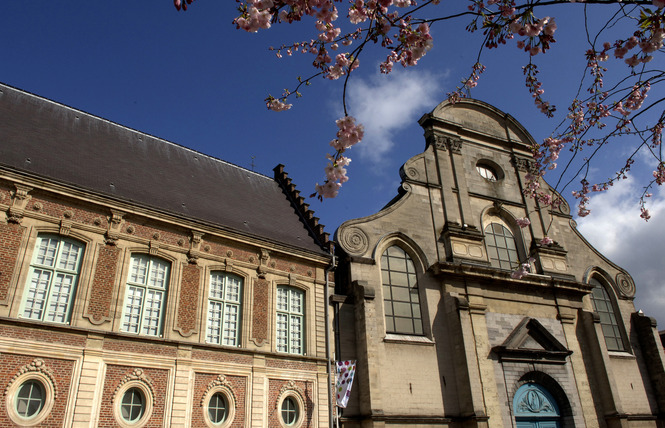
[513,383,561,428]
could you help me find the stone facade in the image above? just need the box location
[0,84,333,427]
[333,99,665,427]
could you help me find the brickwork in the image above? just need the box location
[268,379,314,428]
[0,354,75,427]
[270,257,313,278]
[176,263,201,336]
[252,278,269,343]
[26,195,108,228]
[266,358,316,371]
[98,365,169,428]
[191,349,253,365]
[103,338,178,357]
[200,240,258,264]
[122,220,188,247]
[0,223,24,302]
[191,372,246,427]
[86,244,120,323]
[0,323,87,347]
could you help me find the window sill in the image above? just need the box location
[384,334,434,346]
[608,350,635,359]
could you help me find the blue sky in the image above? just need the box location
[3,2,664,326]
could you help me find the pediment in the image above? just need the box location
[492,317,572,364]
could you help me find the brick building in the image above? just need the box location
[333,99,665,427]
[0,83,334,427]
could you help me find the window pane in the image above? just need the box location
[35,238,58,267]
[16,381,45,418]
[590,277,625,351]
[121,388,144,422]
[381,246,424,335]
[123,286,144,333]
[209,393,227,423]
[484,223,519,270]
[276,286,305,354]
[207,301,222,344]
[130,256,148,285]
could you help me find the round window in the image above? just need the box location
[208,392,227,424]
[281,396,298,426]
[476,164,498,181]
[121,387,145,423]
[15,380,45,419]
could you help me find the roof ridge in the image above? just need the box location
[0,82,269,180]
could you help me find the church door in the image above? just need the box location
[513,383,562,428]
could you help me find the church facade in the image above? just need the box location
[0,83,334,427]
[333,99,665,427]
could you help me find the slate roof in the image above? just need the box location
[0,83,327,255]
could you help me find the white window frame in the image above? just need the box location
[276,286,305,355]
[121,254,170,337]
[206,272,243,346]
[113,380,153,428]
[21,235,84,324]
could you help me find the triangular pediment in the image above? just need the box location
[492,318,572,364]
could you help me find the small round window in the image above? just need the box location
[16,380,45,419]
[208,392,227,424]
[121,388,145,423]
[476,164,498,181]
[281,396,299,425]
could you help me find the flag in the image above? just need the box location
[335,360,356,408]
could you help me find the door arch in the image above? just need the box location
[513,382,561,428]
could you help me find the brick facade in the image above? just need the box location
[86,244,120,323]
[0,84,332,427]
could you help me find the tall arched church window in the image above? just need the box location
[484,223,519,270]
[589,277,627,352]
[381,246,423,335]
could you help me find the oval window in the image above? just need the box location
[16,380,45,419]
[208,392,228,424]
[281,396,299,425]
[476,164,498,181]
[121,387,145,423]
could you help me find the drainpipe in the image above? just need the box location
[325,254,336,428]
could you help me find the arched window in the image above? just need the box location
[589,277,626,352]
[484,223,519,270]
[381,245,423,335]
[21,234,84,323]
[121,254,170,337]
[206,272,242,346]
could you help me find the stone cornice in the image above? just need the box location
[0,169,332,265]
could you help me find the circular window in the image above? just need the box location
[16,380,45,419]
[281,397,298,425]
[208,392,227,424]
[121,388,145,423]
[113,381,153,428]
[202,385,235,428]
[476,164,498,181]
[6,372,56,427]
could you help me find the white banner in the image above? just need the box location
[335,360,356,408]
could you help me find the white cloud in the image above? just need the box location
[575,178,665,328]
[346,69,445,163]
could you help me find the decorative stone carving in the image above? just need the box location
[59,219,72,236]
[114,368,154,397]
[511,155,537,173]
[7,184,32,224]
[149,240,159,255]
[187,231,204,264]
[105,210,125,244]
[63,209,73,219]
[338,226,369,255]
[405,167,419,181]
[5,359,58,399]
[201,375,236,406]
[276,380,306,408]
[615,273,636,298]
